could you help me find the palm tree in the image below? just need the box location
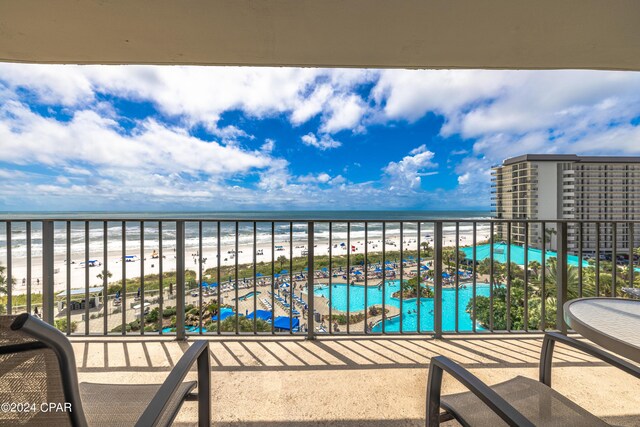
[420,241,431,257]
[276,255,287,272]
[0,264,7,296]
[442,249,466,272]
[533,257,579,300]
[96,269,112,281]
[528,260,541,277]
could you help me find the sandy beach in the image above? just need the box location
[5,226,491,299]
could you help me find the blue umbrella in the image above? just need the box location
[354,270,363,275]
[280,282,290,288]
[273,316,300,331]
[280,269,288,274]
[385,267,394,271]
[374,268,382,272]
[407,256,414,260]
[321,267,328,272]
[385,261,392,265]
[246,310,272,321]
[442,272,451,278]
[303,267,308,271]
[210,282,218,287]
[421,265,429,271]
[274,273,280,278]
[256,272,263,277]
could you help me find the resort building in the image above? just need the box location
[492,154,640,254]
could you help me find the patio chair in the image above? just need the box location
[426,332,640,426]
[0,313,210,427]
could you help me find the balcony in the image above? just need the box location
[68,334,639,425]
[1,216,639,425]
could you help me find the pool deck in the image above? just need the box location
[72,334,640,426]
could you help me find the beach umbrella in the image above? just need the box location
[354,271,363,275]
[385,261,392,265]
[407,256,414,260]
[280,269,288,274]
[421,265,429,271]
[321,267,328,272]
[280,282,290,288]
[256,272,263,277]
[385,267,394,271]
[274,273,280,278]
[211,282,218,287]
[374,268,382,272]
[442,272,451,278]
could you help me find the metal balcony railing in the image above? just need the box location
[0,218,638,339]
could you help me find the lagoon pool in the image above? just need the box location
[461,243,589,267]
[311,282,491,332]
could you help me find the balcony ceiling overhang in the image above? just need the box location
[1,0,639,70]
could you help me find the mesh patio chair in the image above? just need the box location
[0,313,210,427]
[426,332,640,426]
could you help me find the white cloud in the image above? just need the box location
[2,65,640,210]
[0,100,272,175]
[320,94,367,133]
[297,172,343,185]
[261,138,276,152]
[300,133,342,150]
[457,172,470,185]
[383,145,438,190]
[0,64,375,138]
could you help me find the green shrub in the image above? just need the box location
[162,306,177,318]
[54,318,78,333]
[145,308,159,323]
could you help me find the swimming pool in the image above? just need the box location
[311,282,491,332]
[461,243,589,267]
[236,291,261,301]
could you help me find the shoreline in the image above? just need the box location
[3,228,491,298]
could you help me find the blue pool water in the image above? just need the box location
[461,243,589,267]
[312,282,491,332]
[236,291,261,301]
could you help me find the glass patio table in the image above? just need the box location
[564,297,640,363]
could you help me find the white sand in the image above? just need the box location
[6,227,490,300]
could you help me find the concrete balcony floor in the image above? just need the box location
[71,335,640,426]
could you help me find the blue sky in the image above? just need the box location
[1,66,640,211]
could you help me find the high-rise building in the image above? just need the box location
[491,154,640,254]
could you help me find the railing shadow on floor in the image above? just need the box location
[71,335,613,373]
